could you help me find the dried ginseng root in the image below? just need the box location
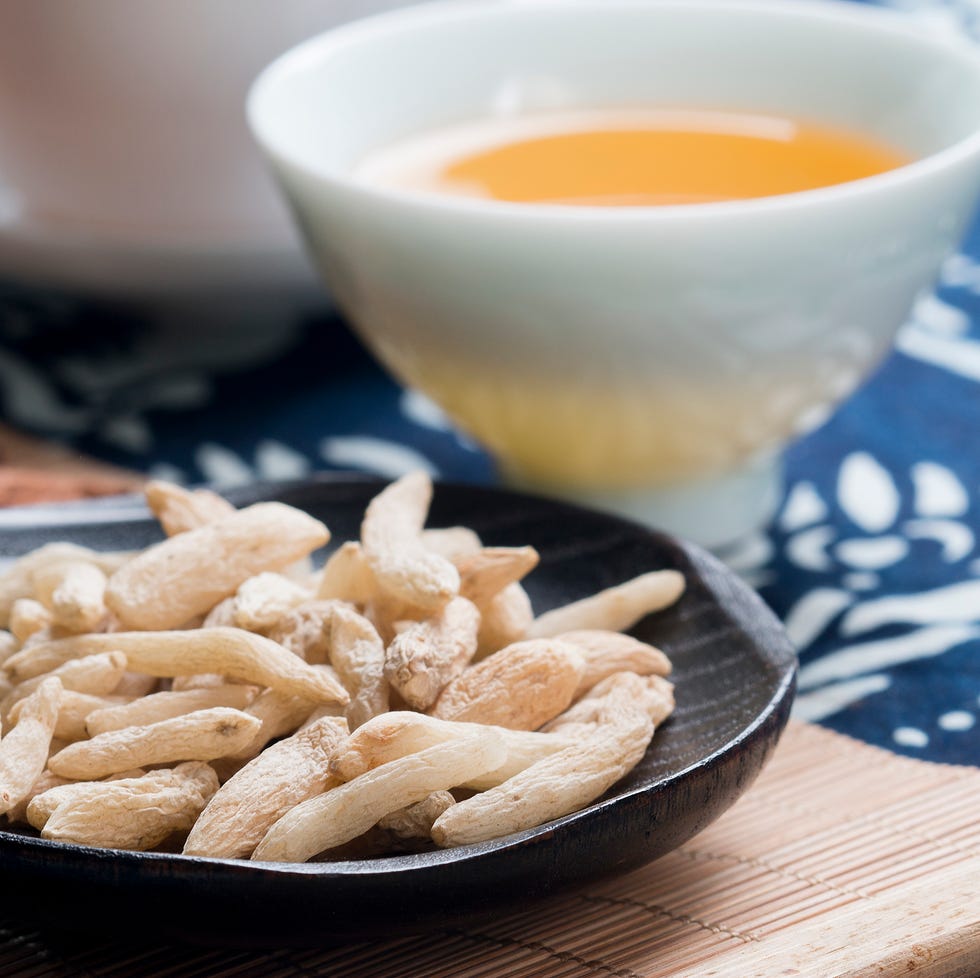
[546,672,676,733]
[252,727,507,863]
[49,690,133,742]
[47,707,262,780]
[325,605,388,729]
[0,676,62,815]
[4,769,72,826]
[31,559,108,633]
[383,597,481,711]
[461,727,580,791]
[329,711,460,780]
[266,600,343,664]
[316,542,377,606]
[5,628,349,705]
[232,573,312,634]
[331,710,576,791]
[29,762,219,851]
[85,685,259,737]
[20,767,153,829]
[431,687,658,847]
[561,630,672,698]
[475,582,534,658]
[377,790,456,840]
[215,686,323,773]
[420,526,483,561]
[0,543,129,629]
[105,501,330,630]
[202,599,236,629]
[113,672,160,698]
[360,471,459,615]
[429,638,585,730]
[2,650,128,721]
[526,569,685,638]
[143,480,235,536]
[183,716,349,859]
[456,547,539,608]
[8,599,51,643]
[0,631,18,666]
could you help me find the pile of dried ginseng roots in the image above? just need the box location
[0,472,682,862]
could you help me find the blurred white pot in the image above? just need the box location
[0,0,424,297]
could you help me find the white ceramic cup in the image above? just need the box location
[249,0,980,547]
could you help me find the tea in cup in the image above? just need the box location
[356,107,910,206]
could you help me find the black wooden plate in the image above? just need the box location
[0,476,796,947]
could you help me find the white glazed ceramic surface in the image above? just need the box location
[249,0,980,546]
[0,0,420,295]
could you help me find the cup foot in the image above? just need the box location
[507,456,783,552]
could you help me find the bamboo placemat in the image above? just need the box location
[0,721,976,978]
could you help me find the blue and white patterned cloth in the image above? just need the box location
[1,0,978,767]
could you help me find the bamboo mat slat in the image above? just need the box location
[0,720,977,977]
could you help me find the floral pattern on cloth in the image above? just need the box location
[760,245,980,764]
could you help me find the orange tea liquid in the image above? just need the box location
[352,109,911,491]
[357,109,910,205]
